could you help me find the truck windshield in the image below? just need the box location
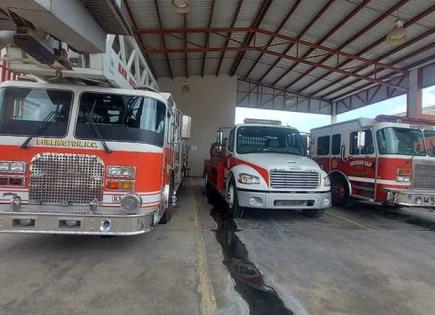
[0,87,72,137]
[236,126,305,155]
[76,92,166,147]
[376,127,426,156]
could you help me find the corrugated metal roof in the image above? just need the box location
[122,0,435,107]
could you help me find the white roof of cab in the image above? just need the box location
[0,80,169,105]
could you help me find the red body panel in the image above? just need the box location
[314,155,412,203]
[0,144,168,193]
[205,145,269,191]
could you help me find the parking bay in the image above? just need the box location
[1,179,435,315]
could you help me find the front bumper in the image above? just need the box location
[237,189,331,210]
[0,204,158,236]
[385,188,435,207]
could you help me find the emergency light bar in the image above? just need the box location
[243,118,282,125]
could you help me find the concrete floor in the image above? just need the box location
[1,179,435,315]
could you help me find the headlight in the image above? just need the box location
[0,162,9,171]
[321,171,330,187]
[237,173,260,185]
[0,161,26,173]
[10,162,25,173]
[107,166,136,178]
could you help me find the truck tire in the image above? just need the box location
[205,172,212,195]
[303,209,325,218]
[331,175,350,207]
[159,178,174,224]
[227,180,245,218]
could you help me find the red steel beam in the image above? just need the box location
[331,52,435,102]
[320,35,435,99]
[184,14,188,78]
[142,27,405,74]
[271,0,371,86]
[123,0,157,77]
[144,44,406,91]
[309,7,435,96]
[153,0,173,79]
[240,79,329,103]
[257,0,336,83]
[292,0,420,94]
[229,0,273,77]
[202,0,216,77]
[243,0,302,80]
[216,0,244,76]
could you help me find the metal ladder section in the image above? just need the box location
[4,34,158,91]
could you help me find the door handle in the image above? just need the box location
[341,145,346,162]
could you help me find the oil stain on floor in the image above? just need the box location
[210,202,293,315]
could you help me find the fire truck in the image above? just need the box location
[0,9,191,235]
[311,115,435,208]
[204,119,331,218]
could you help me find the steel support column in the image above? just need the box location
[331,102,337,124]
[407,68,422,118]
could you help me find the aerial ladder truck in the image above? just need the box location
[0,0,191,236]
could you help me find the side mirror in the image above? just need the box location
[357,131,366,149]
[181,115,191,139]
[215,129,224,153]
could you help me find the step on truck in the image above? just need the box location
[204,119,331,218]
[0,7,191,235]
[311,115,435,208]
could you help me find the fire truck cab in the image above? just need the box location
[204,119,331,218]
[0,80,190,235]
[311,115,435,208]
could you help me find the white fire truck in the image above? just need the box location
[311,115,435,208]
[0,7,191,235]
[204,119,331,218]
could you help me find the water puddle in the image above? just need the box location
[210,205,293,315]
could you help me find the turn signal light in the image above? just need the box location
[9,177,24,186]
[397,168,411,176]
[0,176,25,186]
[0,177,8,185]
[106,179,135,191]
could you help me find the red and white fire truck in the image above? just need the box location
[204,119,331,218]
[311,115,435,208]
[0,13,191,235]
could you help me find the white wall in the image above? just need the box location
[158,75,237,177]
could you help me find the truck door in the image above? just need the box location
[224,127,236,186]
[346,129,377,200]
[330,133,343,172]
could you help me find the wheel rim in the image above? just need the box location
[227,185,235,209]
[332,182,346,204]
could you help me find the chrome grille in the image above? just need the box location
[29,153,104,205]
[270,170,319,189]
[413,160,435,189]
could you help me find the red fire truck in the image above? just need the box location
[311,115,435,208]
[0,16,191,235]
[0,80,191,235]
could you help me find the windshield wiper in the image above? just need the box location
[87,99,112,153]
[87,116,112,154]
[21,111,57,149]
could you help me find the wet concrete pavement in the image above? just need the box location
[1,179,435,314]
